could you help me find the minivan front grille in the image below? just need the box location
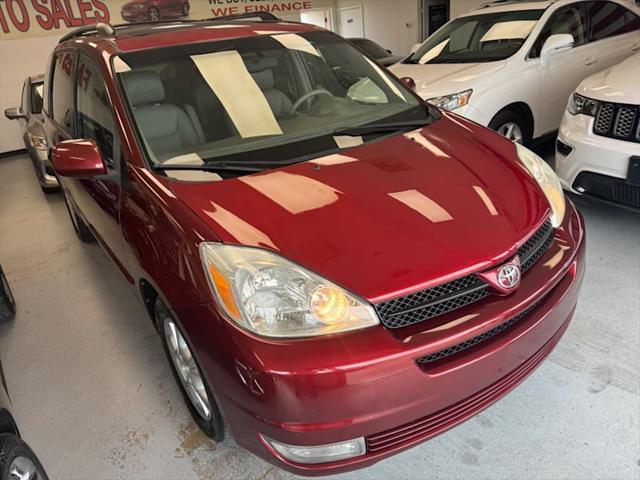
[594,103,640,143]
[374,219,553,329]
[416,299,541,366]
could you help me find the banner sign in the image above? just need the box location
[0,0,320,40]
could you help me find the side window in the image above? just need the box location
[588,1,633,40]
[625,10,640,32]
[75,55,116,169]
[51,52,75,131]
[31,83,44,114]
[530,5,589,58]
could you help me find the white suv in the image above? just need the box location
[556,53,640,209]
[390,0,640,145]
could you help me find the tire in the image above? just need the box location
[0,267,16,324]
[40,185,59,195]
[488,109,532,146]
[0,433,50,480]
[148,7,160,22]
[62,189,95,243]
[155,298,224,442]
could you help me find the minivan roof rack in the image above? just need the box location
[479,0,552,8]
[58,12,281,44]
[58,22,115,43]
[205,12,280,22]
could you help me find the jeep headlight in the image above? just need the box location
[516,143,566,228]
[567,92,598,117]
[200,244,379,338]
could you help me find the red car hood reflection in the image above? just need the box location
[170,114,551,302]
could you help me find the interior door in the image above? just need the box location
[533,3,596,134]
[71,53,130,279]
[338,5,364,38]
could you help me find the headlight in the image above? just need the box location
[427,89,472,111]
[567,92,598,116]
[515,143,566,228]
[27,132,48,150]
[200,243,380,338]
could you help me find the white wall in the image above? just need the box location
[337,0,419,56]
[0,36,59,154]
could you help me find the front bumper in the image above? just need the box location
[23,137,58,189]
[177,201,585,475]
[556,111,638,194]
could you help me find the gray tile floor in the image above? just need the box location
[0,148,638,480]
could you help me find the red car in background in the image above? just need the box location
[121,0,189,22]
[44,16,585,476]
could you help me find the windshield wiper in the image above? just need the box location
[153,163,266,174]
[333,119,432,137]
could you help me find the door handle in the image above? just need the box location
[584,57,598,66]
[632,44,640,52]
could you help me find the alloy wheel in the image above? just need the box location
[8,456,42,480]
[163,317,212,421]
[497,122,524,144]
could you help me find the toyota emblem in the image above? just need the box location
[497,263,521,290]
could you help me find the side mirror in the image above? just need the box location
[540,33,574,66]
[400,77,416,91]
[52,139,106,178]
[409,43,422,54]
[4,107,26,121]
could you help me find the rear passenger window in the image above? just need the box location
[587,1,633,40]
[530,4,589,58]
[75,55,115,169]
[51,52,75,131]
[624,10,640,33]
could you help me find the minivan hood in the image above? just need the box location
[170,114,550,302]
[577,53,640,105]
[389,61,507,99]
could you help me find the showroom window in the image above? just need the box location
[51,51,75,132]
[75,55,116,169]
[588,1,636,39]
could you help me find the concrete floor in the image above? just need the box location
[0,148,638,480]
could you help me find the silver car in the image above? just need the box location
[4,75,59,193]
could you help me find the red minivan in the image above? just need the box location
[45,16,585,475]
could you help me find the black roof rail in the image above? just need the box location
[58,22,115,43]
[479,0,553,7]
[205,12,280,22]
[58,12,282,44]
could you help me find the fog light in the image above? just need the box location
[556,140,573,157]
[262,435,366,464]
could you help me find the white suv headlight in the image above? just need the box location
[515,143,566,228]
[200,243,380,338]
[427,89,472,111]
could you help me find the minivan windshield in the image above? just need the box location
[405,10,544,64]
[117,31,428,168]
